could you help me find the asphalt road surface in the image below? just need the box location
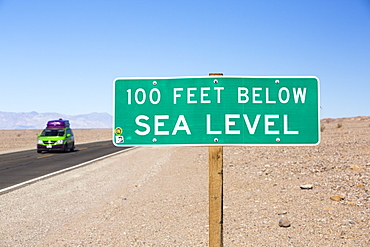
[0,140,131,191]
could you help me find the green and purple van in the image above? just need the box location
[37,119,75,153]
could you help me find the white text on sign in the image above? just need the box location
[126,86,307,137]
[134,114,298,136]
[126,87,307,105]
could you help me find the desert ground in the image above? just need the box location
[0,118,369,246]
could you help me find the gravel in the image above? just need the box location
[0,118,369,246]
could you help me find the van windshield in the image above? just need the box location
[41,129,65,137]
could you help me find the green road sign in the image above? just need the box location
[113,76,320,146]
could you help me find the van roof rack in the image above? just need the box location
[46,119,70,129]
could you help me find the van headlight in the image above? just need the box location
[56,140,64,144]
[38,140,43,144]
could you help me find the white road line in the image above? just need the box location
[0,147,137,195]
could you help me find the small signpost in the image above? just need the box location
[208,72,224,247]
[113,75,320,246]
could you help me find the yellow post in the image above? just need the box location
[208,72,223,247]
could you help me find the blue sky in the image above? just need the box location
[0,0,369,119]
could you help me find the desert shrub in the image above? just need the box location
[320,125,325,132]
[337,122,343,129]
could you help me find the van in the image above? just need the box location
[37,119,75,153]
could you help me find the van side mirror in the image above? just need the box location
[67,134,71,137]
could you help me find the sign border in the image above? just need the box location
[112,76,320,147]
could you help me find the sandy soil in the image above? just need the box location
[0,118,369,246]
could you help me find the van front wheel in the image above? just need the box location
[63,144,69,153]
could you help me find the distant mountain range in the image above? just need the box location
[0,111,112,130]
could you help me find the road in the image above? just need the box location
[0,140,131,191]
